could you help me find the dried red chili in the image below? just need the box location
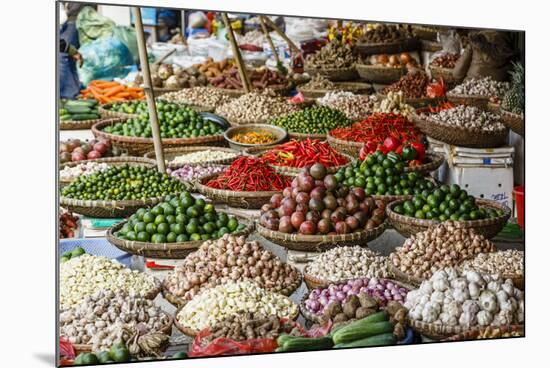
[206,156,291,191]
[261,139,348,168]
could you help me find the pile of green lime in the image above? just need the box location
[60,246,85,263]
[61,165,184,201]
[103,101,223,139]
[116,191,245,243]
[335,151,436,196]
[270,106,351,134]
[74,342,131,365]
[392,184,505,221]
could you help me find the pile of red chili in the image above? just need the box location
[329,113,421,144]
[205,156,291,191]
[261,139,348,168]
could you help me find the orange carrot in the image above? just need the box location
[104,85,125,97]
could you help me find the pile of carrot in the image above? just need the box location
[79,80,145,104]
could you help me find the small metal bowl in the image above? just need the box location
[223,124,288,151]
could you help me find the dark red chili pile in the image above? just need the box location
[206,156,291,191]
[330,113,421,144]
[261,139,348,168]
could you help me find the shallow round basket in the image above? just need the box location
[411,25,439,41]
[500,108,524,136]
[107,210,255,259]
[143,146,242,169]
[223,124,288,151]
[428,65,462,87]
[71,311,174,355]
[444,325,524,341]
[403,152,445,174]
[377,93,445,108]
[408,319,471,340]
[388,263,424,288]
[304,65,358,82]
[98,103,139,119]
[194,173,290,209]
[173,297,300,337]
[420,40,443,52]
[386,199,511,239]
[446,93,491,108]
[412,112,509,148]
[354,38,417,56]
[326,134,364,157]
[60,117,103,131]
[356,64,407,84]
[59,156,157,186]
[297,82,373,99]
[91,119,226,156]
[256,220,387,252]
[287,131,328,141]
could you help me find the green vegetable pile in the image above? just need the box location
[393,184,505,221]
[335,151,435,196]
[103,101,224,139]
[109,100,149,115]
[61,165,184,201]
[74,342,131,365]
[116,191,245,243]
[270,106,352,134]
[60,246,85,263]
[59,99,99,121]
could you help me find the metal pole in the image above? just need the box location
[222,13,251,93]
[132,7,166,173]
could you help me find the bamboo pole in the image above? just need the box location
[221,13,251,93]
[259,17,281,66]
[132,7,166,173]
[261,16,300,53]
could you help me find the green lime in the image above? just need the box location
[190,233,201,241]
[126,231,136,241]
[136,231,150,242]
[218,227,230,236]
[393,205,404,214]
[227,217,238,232]
[110,347,130,363]
[186,206,199,218]
[175,214,188,225]
[142,212,155,224]
[172,352,188,359]
[415,210,426,219]
[165,215,176,224]
[145,223,157,235]
[156,223,169,235]
[151,233,167,243]
[97,351,112,364]
[166,232,178,242]
[204,203,215,213]
[186,222,198,235]
[60,256,70,263]
[201,234,210,240]
[154,214,166,225]
[134,222,146,233]
[71,246,85,257]
[162,203,175,216]
[440,184,450,193]
[439,214,448,221]
[195,198,206,208]
[354,177,366,187]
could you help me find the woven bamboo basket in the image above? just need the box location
[420,40,443,52]
[446,93,491,108]
[223,124,288,151]
[408,319,471,340]
[377,93,445,108]
[153,87,184,96]
[193,173,291,209]
[388,263,424,288]
[412,112,509,148]
[354,38,417,56]
[356,64,407,84]
[297,82,373,99]
[304,65,358,82]
[98,103,139,119]
[106,210,255,259]
[245,145,354,175]
[212,81,293,97]
[256,220,387,252]
[143,146,242,169]
[173,296,300,337]
[60,117,103,131]
[411,25,439,41]
[386,199,511,239]
[486,102,501,114]
[428,65,463,87]
[500,108,524,136]
[444,325,524,341]
[71,311,174,355]
[59,156,157,186]
[458,261,524,290]
[287,131,328,141]
[91,120,226,156]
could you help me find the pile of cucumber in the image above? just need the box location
[60,99,100,121]
[276,311,396,352]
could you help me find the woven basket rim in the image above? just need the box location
[446,92,493,102]
[409,319,471,339]
[388,262,424,287]
[428,64,454,73]
[223,124,289,148]
[60,192,173,210]
[304,65,357,73]
[211,81,293,94]
[59,156,158,184]
[412,111,508,137]
[355,63,407,72]
[500,108,524,120]
[194,172,290,197]
[444,325,524,341]
[297,81,373,95]
[386,198,512,229]
[377,92,444,105]
[143,145,243,168]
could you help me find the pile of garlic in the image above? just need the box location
[405,268,524,328]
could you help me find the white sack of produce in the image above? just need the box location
[405,267,524,327]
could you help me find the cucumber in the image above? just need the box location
[66,99,98,108]
[276,334,294,347]
[333,333,396,348]
[278,336,334,352]
[69,113,100,121]
[332,321,394,345]
[66,105,92,114]
[60,115,72,121]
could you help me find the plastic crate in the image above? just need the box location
[59,238,132,267]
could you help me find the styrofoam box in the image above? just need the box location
[428,138,515,209]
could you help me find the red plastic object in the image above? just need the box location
[513,186,525,228]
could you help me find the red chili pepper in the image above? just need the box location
[260,139,347,168]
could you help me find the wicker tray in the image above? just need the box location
[59,156,157,186]
[446,93,491,108]
[91,120,226,156]
[106,210,255,259]
[287,131,328,141]
[143,146,242,169]
[193,173,290,209]
[304,65,358,82]
[377,93,445,108]
[500,108,524,136]
[386,198,511,239]
[98,103,139,120]
[297,82,373,99]
[60,117,103,131]
[412,112,509,148]
[224,124,288,151]
[257,220,387,252]
[409,319,470,340]
[411,25,439,41]
[428,65,463,87]
[356,64,407,84]
[420,40,443,52]
[444,325,524,341]
[71,310,173,355]
[354,38,417,56]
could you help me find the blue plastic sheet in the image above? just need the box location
[59,238,132,267]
